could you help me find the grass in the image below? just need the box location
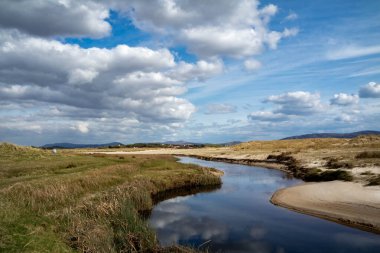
[0,143,221,252]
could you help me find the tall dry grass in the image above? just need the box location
[0,145,221,252]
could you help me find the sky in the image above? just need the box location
[0,0,379,146]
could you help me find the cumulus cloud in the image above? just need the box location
[72,122,90,134]
[359,82,380,98]
[205,103,237,114]
[169,59,224,82]
[0,28,239,144]
[247,111,289,122]
[330,93,359,106]
[0,0,298,59]
[0,30,208,123]
[0,0,111,38]
[265,91,325,115]
[334,114,356,123]
[0,0,301,144]
[114,0,297,58]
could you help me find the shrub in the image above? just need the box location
[367,175,380,186]
[66,163,77,168]
[356,151,380,159]
[320,170,353,181]
[360,170,374,176]
[303,168,322,181]
[304,169,353,182]
[325,158,353,169]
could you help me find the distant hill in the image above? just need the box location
[162,140,202,146]
[282,130,380,140]
[41,142,123,149]
[220,141,242,146]
[162,140,242,146]
[41,140,242,149]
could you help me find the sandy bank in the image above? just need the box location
[271,181,380,233]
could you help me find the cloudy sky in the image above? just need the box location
[0,0,379,145]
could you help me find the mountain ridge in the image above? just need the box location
[282,130,380,140]
[41,142,123,149]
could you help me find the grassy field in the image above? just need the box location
[0,143,222,252]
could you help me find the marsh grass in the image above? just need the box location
[0,143,221,252]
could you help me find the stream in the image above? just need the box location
[148,156,380,253]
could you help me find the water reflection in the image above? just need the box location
[149,157,380,253]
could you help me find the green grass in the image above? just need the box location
[0,143,221,252]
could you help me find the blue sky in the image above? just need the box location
[0,0,379,145]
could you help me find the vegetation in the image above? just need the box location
[360,171,374,176]
[356,151,380,159]
[304,169,353,182]
[0,143,221,252]
[325,158,353,169]
[265,153,353,182]
[366,175,380,186]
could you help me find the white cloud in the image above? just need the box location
[265,91,325,115]
[359,82,380,98]
[180,27,263,58]
[205,103,237,114]
[282,28,299,37]
[334,114,356,123]
[265,28,298,50]
[0,0,111,38]
[73,122,90,134]
[170,59,224,82]
[115,0,297,58]
[285,12,298,21]
[260,4,278,17]
[0,30,218,137]
[68,69,98,85]
[349,67,380,77]
[330,93,359,106]
[0,0,304,145]
[244,59,262,71]
[326,45,380,60]
[247,111,289,122]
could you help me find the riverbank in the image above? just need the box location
[176,154,380,234]
[271,181,380,234]
[0,143,222,252]
[84,137,380,234]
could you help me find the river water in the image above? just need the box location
[148,157,380,253]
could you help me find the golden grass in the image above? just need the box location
[0,144,221,252]
[234,135,380,152]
